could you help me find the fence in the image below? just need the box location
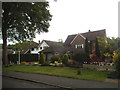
[8,54,39,63]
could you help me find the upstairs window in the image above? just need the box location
[75,44,84,49]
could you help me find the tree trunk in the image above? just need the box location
[2,28,8,66]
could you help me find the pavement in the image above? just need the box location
[3,76,59,88]
[2,71,118,89]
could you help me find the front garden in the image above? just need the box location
[3,64,110,82]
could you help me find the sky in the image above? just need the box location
[0,0,119,44]
[33,0,119,43]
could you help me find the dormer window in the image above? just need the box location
[75,44,84,49]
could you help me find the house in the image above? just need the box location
[39,40,65,61]
[64,29,106,54]
[24,43,39,54]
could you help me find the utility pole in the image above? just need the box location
[18,51,20,64]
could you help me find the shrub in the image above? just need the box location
[42,61,50,66]
[54,61,59,66]
[39,53,45,64]
[113,52,120,72]
[62,54,69,65]
[50,55,60,63]
[72,51,86,67]
[20,61,28,65]
[90,54,100,62]
[67,60,80,68]
[77,69,81,75]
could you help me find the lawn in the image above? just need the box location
[3,65,110,82]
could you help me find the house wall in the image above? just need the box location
[70,35,85,50]
[31,47,40,54]
[39,41,49,52]
[44,53,53,61]
[31,41,49,54]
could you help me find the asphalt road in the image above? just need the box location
[2,76,59,88]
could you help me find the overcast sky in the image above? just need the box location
[33,0,119,43]
[0,0,119,44]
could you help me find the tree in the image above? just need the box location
[95,38,101,58]
[85,38,90,63]
[2,2,52,65]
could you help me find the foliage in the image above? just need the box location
[62,54,69,65]
[98,37,112,55]
[85,38,91,63]
[2,2,52,42]
[50,55,60,63]
[2,2,52,65]
[113,52,120,72]
[90,54,100,62]
[67,60,80,68]
[95,38,101,58]
[39,53,45,64]
[42,61,50,66]
[54,61,59,66]
[72,51,86,64]
[85,38,90,55]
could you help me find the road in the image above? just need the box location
[2,76,60,88]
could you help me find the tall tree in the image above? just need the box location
[95,38,101,58]
[2,2,52,65]
[85,38,90,63]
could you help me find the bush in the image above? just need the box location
[50,55,60,63]
[68,60,80,68]
[39,53,45,64]
[62,54,69,65]
[90,54,100,62]
[42,61,50,66]
[113,52,120,72]
[21,61,28,65]
[72,51,86,67]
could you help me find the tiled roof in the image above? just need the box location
[64,29,106,46]
[64,34,77,46]
[40,40,65,54]
[81,29,106,41]
[23,43,39,53]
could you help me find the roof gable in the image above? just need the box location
[64,34,77,46]
[64,29,106,46]
[70,34,86,45]
[40,40,64,53]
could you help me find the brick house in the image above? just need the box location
[64,29,106,54]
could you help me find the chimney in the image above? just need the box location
[89,30,91,32]
[38,40,40,44]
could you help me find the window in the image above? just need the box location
[75,44,84,49]
[40,47,42,49]
[31,48,34,51]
